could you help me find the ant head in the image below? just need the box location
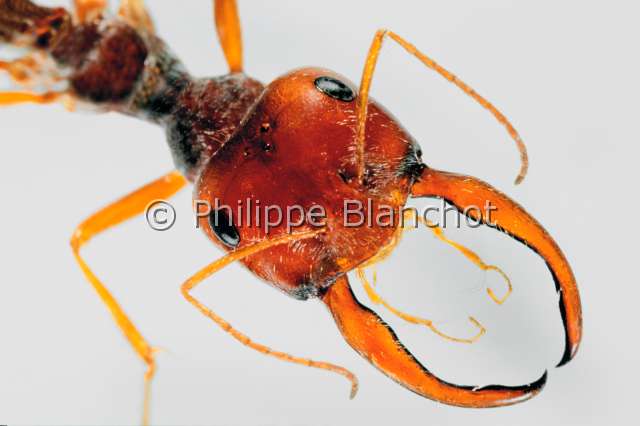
[196,67,423,297]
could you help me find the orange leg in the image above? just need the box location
[412,167,582,367]
[0,90,65,105]
[355,29,528,185]
[0,55,38,84]
[1,52,71,107]
[0,89,75,111]
[118,0,154,34]
[70,170,187,426]
[324,275,547,408]
[213,0,243,73]
[181,229,359,399]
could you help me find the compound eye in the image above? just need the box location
[314,76,355,102]
[209,209,240,248]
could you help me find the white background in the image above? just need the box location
[1,1,637,425]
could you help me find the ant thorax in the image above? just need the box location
[10,10,267,181]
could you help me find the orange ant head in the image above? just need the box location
[196,67,422,298]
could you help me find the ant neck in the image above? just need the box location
[156,73,264,181]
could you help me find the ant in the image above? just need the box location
[1,0,582,424]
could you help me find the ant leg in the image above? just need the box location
[356,268,486,344]
[324,275,547,407]
[355,29,528,185]
[73,0,106,23]
[0,57,71,109]
[412,167,582,367]
[0,90,67,105]
[213,0,243,72]
[70,170,187,426]
[0,55,38,84]
[118,0,154,34]
[181,229,359,399]
[0,64,74,108]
